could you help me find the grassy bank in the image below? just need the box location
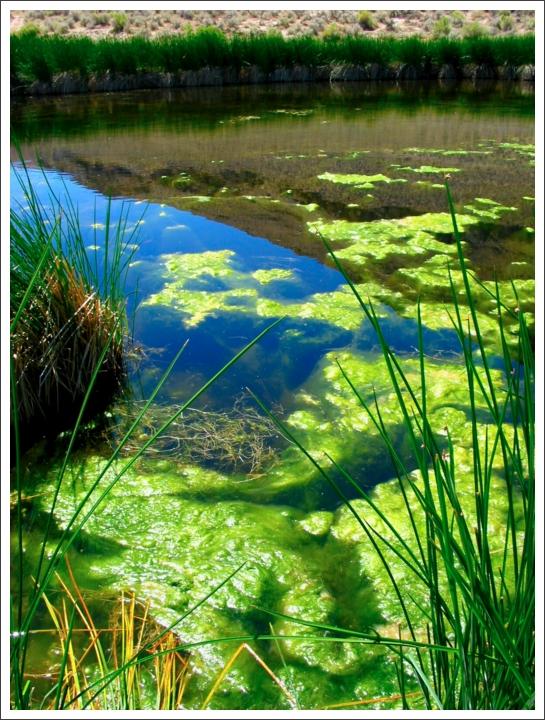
[11,28,535,86]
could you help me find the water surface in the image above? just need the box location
[10,81,534,710]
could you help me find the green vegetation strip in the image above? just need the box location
[11,28,535,84]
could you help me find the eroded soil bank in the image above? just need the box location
[12,62,535,96]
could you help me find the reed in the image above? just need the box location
[11,29,535,85]
[252,185,534,710]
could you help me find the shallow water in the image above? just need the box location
[10,81,534,709]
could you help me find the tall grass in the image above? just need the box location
[11,29,535,84]
[253,185,534,710]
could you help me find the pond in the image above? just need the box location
[11,81,534,710]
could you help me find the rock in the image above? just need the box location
[472,64,496,81]
[438,64,458,81]
[396,64,421,81]
[520,64,535,81]
[498,65,520,81]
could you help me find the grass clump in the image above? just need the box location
[431,16,451,39]
[497,11,515,33]
[462,21,489,39]
[10,162,140,446]
[40,573,190,710]
[357,11,377,31]
[111,12,128,34]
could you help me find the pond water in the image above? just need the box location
[11,82,534,709]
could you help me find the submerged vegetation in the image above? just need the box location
[11,28,535,86]
[111,395,283,473]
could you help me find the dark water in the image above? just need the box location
[10,82,534,710]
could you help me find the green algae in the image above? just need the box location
[318,172,407,190]
[232,115,261,122]
[297,511,334,537]
[287,349,522,627]
[396,257,534,311]
[142,203,528,347]
[497,141,534,155]
[270,109,313,117]
[169,194,211,203]
[463,199,517,220]
[276,350,505,490]
[30,449,396,703]
[258,285,376,330]
[143,248,370,332]
[403,147,492,156]
[490,141,535,166]
[308,212,479,268]
[296,202,320,213]
[24,331,524,707]
[252,268,295,284]
[341,150,371,159]
[164,250,236,281]
[414,180,444,190]
[394,256,534,346]
[474,197,501,206]
[329,458,518,627]
[394,164,461,174]
[172,172,192,188]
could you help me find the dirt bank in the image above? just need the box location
[11,62,535,97]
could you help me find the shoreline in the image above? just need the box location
[11,62,535,97]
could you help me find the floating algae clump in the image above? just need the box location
[308,212,479,268]
[143,248,372,331]
[414,180,444,190]
[403,147,492,156]
[397,256,533,307]
[161,249,236,280]
[316,347,523,628]
[463,197,517,220]
[393,164,461,174]
[251,268,295,284]
[318,172,407,190]
[274,349,507,489]
[329,453,520,628]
